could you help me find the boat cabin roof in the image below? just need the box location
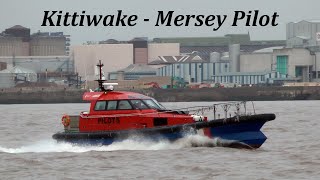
[83,91,152,101]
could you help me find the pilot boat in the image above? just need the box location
[52,61,276,148]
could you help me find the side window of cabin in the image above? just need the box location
[94,101,106,111]
[107,101,117,110]
[143,99,161,109]
[118,100,133,110]
[130,100,148,109]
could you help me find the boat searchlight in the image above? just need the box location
[103,83,119,91]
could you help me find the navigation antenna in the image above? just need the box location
[96,60,106,91]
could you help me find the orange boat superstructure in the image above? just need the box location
[79,90,201,132]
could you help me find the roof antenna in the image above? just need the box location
[96,60,106,91]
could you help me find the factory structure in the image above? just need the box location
[154,44,288,85]
[0,25,76,88]
[72,34,287,86]
[153,20,320,86]
[72,38,179,82]
[0,25,70,56]
[1,20,320,89]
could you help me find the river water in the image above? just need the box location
[0,101,319,180]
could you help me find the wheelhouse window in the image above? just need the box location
[118,100,133,110]
[94,101,106,111]
[143,99,164,110]
[94,99,165,111]
[130,100,148,109]
[152,99,165,109]
[107,100,117,110]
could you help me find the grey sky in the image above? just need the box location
[1,0,320,44]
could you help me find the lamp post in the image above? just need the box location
[171,64,173,88]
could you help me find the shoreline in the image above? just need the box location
[0,86,320,104]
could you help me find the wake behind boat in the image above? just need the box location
[52,61,276,149]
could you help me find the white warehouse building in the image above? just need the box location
[240,47,318,82]
[212,71,287,85]
[157,45,318,85]
[157,62,230,83]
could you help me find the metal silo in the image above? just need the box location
[229,44,240,72]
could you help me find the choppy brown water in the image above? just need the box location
[0,101,319,180]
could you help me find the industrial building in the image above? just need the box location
[155,44,318,85]
[108,64,157,80]
[287,20,320,47]
[3,21,319,88]
[71,41,180,81]
[154,45,235,84]
[273,48,315,82]
[239,47,315,82]
[0,65,37,88]
[286,20,320,80]
[212,71,287,85]
[157,46,319,85]
[0,56,72,73]
[76,34,284,84]
[0,25,70,56]
[151,34,292,86]
[153,34,286,61]
[0,25,76,88]
[237,20,320,84]
[153,21,320,85]
[30,32,69,56]
[157,62,230,83]
[154,44,253,85]
[0,56,77,88]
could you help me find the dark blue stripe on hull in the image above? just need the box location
[209,121,267,148]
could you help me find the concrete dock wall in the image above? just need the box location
[150,86,320,102]
[0,86,320,104]
[0,88,86,104]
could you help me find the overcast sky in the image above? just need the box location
[1,0,320,44]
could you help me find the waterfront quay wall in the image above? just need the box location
[0,88,86,104]
[0,86,320,104]
[149,86,320,102]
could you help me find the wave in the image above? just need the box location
[0,135,251,154]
